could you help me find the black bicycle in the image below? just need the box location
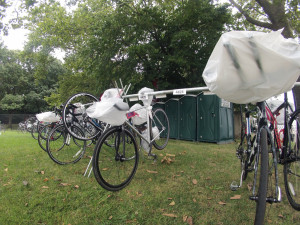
[232,93,300,224]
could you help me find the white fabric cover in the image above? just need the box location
[202,30,300,104]
[101,88,123,101]
[129,103,147,125]
[86,93,129,126]
[138,87,154,106]
[36,112,60,123]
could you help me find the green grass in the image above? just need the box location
[0,130,299,224]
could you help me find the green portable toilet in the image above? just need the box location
[179,95,197,141]
[197,93,234,143]
[165,98,179,139]
[152,102,165,111]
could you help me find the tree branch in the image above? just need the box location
[229,0,274,30]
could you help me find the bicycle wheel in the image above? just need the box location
[151,108,170,150]
[31,121,40,140]
[62,92,102,141]
[38,124,54,152]
[253,128,269,225]
[47,124,86,165]
[284,109,300,210]
[93,126,139,191]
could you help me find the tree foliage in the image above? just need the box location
[22,0,232,105]
[0,43,65,113]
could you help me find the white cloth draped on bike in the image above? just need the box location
[86,89,129,126]
[36,111,60,123]
[138,87,154,106]
[129,103,147,125]
[202,29,300,104]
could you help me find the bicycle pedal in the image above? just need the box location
[230,181,240,191]
[147,153,157,161]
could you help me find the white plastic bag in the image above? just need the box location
[202,30,300,104]
[101,88,123,101]
[138,87,154,106]
[86,97,129,126]
[36,112,60,123]
[129,103,147,125]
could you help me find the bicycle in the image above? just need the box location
[232,92,300,224]
[91,86,170,191]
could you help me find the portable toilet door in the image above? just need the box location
[165,98,179,139]
[179,95,197,141]
[197,93,234,143]
[197,93,218,142]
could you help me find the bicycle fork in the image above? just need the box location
[249,129,282,204]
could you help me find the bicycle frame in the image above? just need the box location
[266,93,294,163]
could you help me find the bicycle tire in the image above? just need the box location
[38,124,53,152]
[151,108,170,150]
[284,109,300,210]
[31,121,40,140]
[254,128,269,225]
[47,124,86,165]
[93,126,139,191]
[62,92,102,141]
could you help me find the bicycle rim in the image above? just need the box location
[152,108,170,150]
[93,127,139,191]
[47,124,86,165]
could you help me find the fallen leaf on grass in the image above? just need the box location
[166,153,176,157]
[183,215,193,224]
[183,215,188,222]
[218,201,226,205]
[4,168,8,172]
[192,179,197,185]
[161,156,174,164]
[162,213,177,218]
[247,183,252,191]
[186,216,193,225]
[43,178,49,182]
[74,185,79,189]
[169,201,175,206]
[42,186,49,189]
[41,171,45,175]
[60,183,71,186]
[278,214,284,219]
[147,170,158,174]
[23,181,29,186]
[230,195,241,200]
[102,168,109,171]
[193,198,197,203]
[108,216,113,220]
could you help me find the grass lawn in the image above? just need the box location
[0,130,299,224]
